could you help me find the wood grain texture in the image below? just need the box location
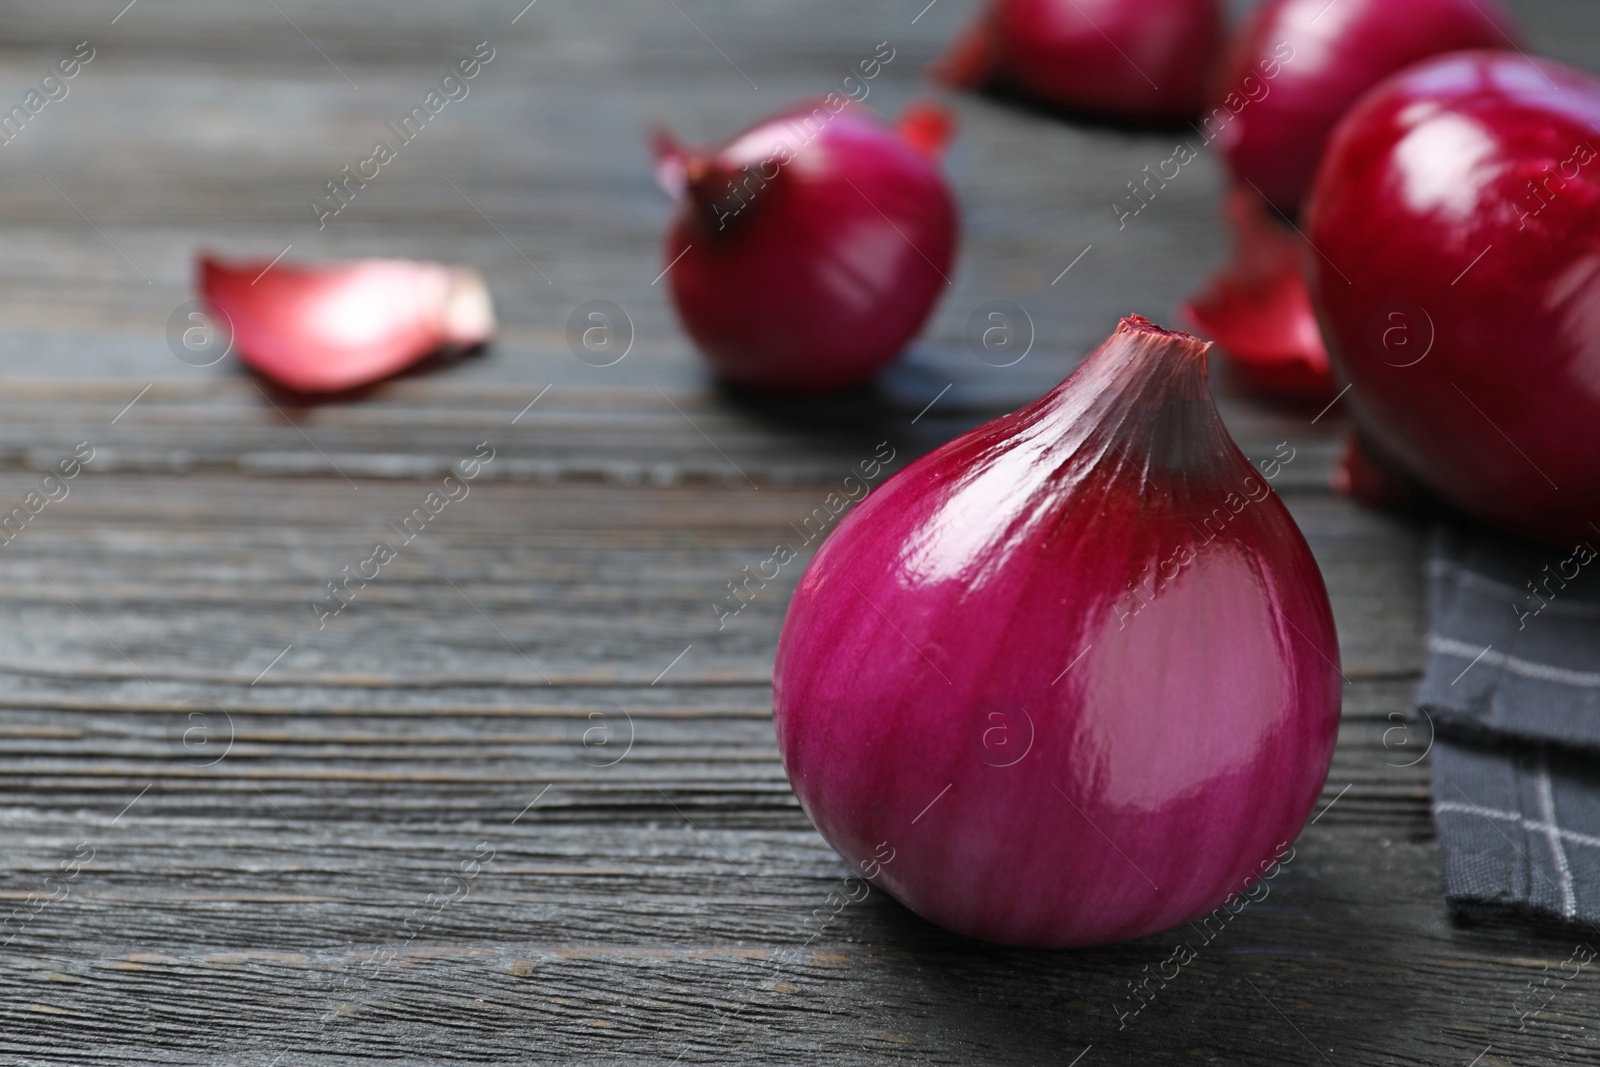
[0,0,1595,1064]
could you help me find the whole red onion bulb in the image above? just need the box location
[1306,52,1600,543]
[655,101,957,394]
[1211,0,1521,215]
[935,0,1222,123]
[774,317,1341,947]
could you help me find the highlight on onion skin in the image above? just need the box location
[1211,0,1522,216]
[655,100,958,395]
[200,256,495,394]
[1181,184,1335,399]
[934,0,1223,124]
[773,316,1341,948]
[1306,51,1600,544]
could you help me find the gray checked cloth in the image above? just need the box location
[1421,521,1600,923]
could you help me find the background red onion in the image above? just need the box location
[656,101,957,394]
[1212,0,1521,215]
[773,317,1341,947]
[935,0,1222,123]
[1307,51,1600,543]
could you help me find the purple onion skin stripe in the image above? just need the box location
[773,317,1341,949]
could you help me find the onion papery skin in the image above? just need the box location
[200,256,494,394]
[658,101,957,395]
[935,0,1222,124]
[1332,432,1417,512]
[1306,52,1600,543]
[773,317,1341,948]
[1212,0,1521,216]
[1181,185,1335,399]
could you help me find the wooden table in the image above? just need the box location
[1,1,1596,1063]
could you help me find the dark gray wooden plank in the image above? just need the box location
[0,374,1307,449]
[0,379,1345,494]
[0,766,1589,1067]
[0,472,1417,688]
[0,0,1593,1064]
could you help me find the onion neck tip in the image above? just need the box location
[1118,314,1204,345]
[1118,314,1212,366]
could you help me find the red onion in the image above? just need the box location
[935,0,1222,123]
[654,100,957,394]
[1306,52,1600,543]
[1211,0,1521,215]
[200,256,494,393]
[1181,185,1334,399]
[773,316,1341,947]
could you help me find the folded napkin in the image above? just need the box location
[1421,522,1600,923]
